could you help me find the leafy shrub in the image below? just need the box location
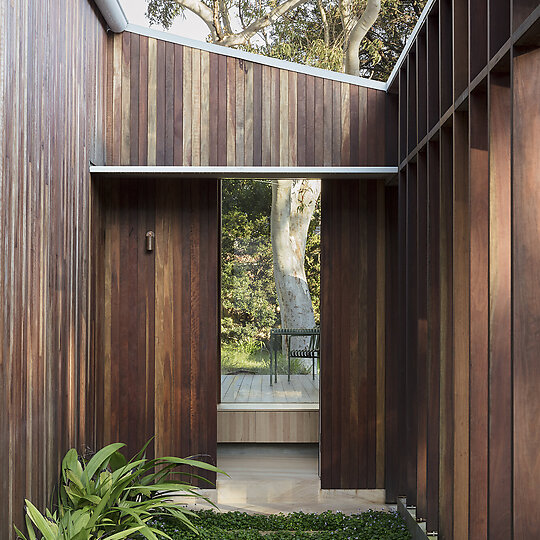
[153,509,411,539]
[16,442,224,540]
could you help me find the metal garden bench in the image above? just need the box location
[268,327,320,385]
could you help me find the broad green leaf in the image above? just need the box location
[86,489,112,530]
[66,469,85,491]
[62,449,79,475]
[109,450,127,472]
[14,524,29,540]
[24,514,38,540]
[103,526,144,540]
[24,501,56,540]
[84,443,125,484]
[128,437,154,465]
[64,484,83,505]
[78,494,102,506]
[98,471,113,496]
[158,456,226,475]
[70,509,90,533]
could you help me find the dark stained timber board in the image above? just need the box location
[321,179,387,489]
[0,0,107,537]
[92,178,219,485]
[394,0,540,536]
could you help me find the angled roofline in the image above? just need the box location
[385,0,437,88]
[100,0,437,92]
[126,24,386,91]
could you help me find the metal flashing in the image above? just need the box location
[95,0,128,33]
[90,165,398,179]
[385,0,437,88]
[125,23,387,91]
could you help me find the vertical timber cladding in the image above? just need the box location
[393,0,540,535]
[512,45,540,539]
[106,32,389,167]
[320,179,387,489]
[0,0,107,538]
[93,178,219,484]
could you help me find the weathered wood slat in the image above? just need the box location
[0,1,107,536]
[488,72,512,540]
[512,46,540,540]
[468,89,489,540]
[105,32,386,167]
[147,38,157,165]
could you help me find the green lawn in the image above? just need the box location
[221,345,311,376]
[154,510,411,539]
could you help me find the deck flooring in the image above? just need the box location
[221,374,319,403]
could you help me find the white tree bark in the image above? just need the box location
[271,179,321,369]
[344,0,381,75]
[172,0,310,47]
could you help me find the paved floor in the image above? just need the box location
[221,374,319,403]
[173,444,391,515]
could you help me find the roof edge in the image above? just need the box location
[126,23,387,91]
[96,0,439,91]
[386,0,437,88]
[95,0,128,33]
[90,166,398,179]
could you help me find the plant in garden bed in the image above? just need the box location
[16,441,225,540]
[153,509,411,540]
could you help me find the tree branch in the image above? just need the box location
[219,0,233,34]
[317,0,330,47]
[174,0,220,41]
[217,0,310,47]
[213,0,224,39]
[344,0,381,75]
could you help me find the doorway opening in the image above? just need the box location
[220,179,321,407]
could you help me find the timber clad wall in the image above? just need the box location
[0,0,107,536]
[91,178,219,485]
[388,0,540,537]
[106,32,389,167]
[321,180,389,490]
[1,0,539,537]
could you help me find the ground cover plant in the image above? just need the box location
[153,509,411,540]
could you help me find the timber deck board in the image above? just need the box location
[220,374,319,403]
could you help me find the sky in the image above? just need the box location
[119,0,209,41]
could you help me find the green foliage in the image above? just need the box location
[221,180,278,348]
[153,509,411,539]
[146,0,183,29]
[305,198,321,324]
[16,442,224,540]
[220,179,321,355]
[254,0,427,80]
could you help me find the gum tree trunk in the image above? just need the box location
[271,179,321,368]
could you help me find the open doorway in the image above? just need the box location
[219,177,320,424]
